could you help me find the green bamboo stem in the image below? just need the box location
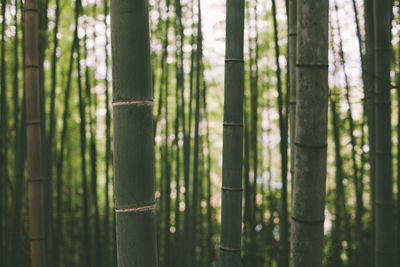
[10,2,27,265]
[329,22,354,264]
[329,97,344,267]
[190,1,203,263]
[333,3,363,264]
[0,0,8,263]
[203,77,215,261]
[55,19,78,267]
[181,5,196,265]
[271,0,289,265]
[220,0,245,266]
[288,0,296,210]
[49,0,61,264]
[103,0,112,264]
[363,0,375,261]
[289,0,329,266]
[110,1,158,266]
[248,2,258,254]
[373,0,394,266]
[173,2,185,253]
[76,13,92,265]
[24,0,46,266]
[84,19,102,267]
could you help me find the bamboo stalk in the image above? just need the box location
[111,1,158,265]
[289,0,329,266]
[373,0,394,266]
[220,0,245,266]
[24,0,46,265]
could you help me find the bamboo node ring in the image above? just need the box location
[24,8,39,12]
[26,120,41,125]
[374,150,392,155]
[220,246,241,252]
[30,235,45,241]
[375,249,394,254]
[29,177,45,182]
[115,203,156,213]
[225,58,244,63]
[375,201,393,206]
[294,142,327,150]
[112,99,153,106]
[222,186,242,192]
[223,122,243,127]
[296,63,329,68]
[291,215,325,225]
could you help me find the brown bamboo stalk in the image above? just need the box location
[24,0,46,266]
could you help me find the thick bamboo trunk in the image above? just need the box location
[220,0,245,266]
[24,0,46,266]
[289,0,329,266]
[110,1,158,266]
[373,0,394,266]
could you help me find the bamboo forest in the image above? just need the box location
[1,0,400,266]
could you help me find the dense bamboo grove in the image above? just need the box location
[1,0,400,266]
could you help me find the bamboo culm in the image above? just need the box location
[373,0,394,266]
[289,0,329,266]
[111,0,158,266]
[220,0,245,266]
[24,0,46,265]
